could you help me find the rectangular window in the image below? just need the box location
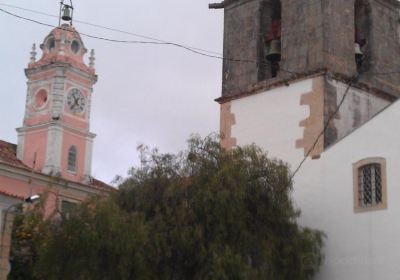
[67,146,77,172]
[353,158,387,213]
[358,164,381,207]
[61,200,77,218]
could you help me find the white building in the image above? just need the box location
[212,0,400,278]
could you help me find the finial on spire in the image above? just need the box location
[89,49,96,68]
[30,44,37,64]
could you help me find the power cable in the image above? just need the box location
[0,2,223,56]
[2,6,391,183]
[0,8,225,58]
[370,71,400,76]
[5,3,398,74]
[0,7,301,75]
[289,73,361,182]
[288,49,382,182]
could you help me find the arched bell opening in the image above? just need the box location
[265,0,281,78]
[259,0,282,80]
[354,0,371,73]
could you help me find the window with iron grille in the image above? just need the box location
[67,145,77,172]
[353,157,387,213]
[358,164,382,207]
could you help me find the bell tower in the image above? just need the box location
[214,0,400,98]
[16,2,97,183]
[213,0,400,154]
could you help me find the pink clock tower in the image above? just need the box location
[16,23,97,184]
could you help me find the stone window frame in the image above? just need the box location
[70,39,81,55]
[57,196,79,219]
[353,157,387,213]
[32,88,49,111]
[67,145,77,173]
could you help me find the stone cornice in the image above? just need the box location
[0,161,100,195]
[25,62,98,84]
[16,121,96,139]
[374,0,400,10]
[216,70,397,104]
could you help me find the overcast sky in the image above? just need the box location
[0,0,224,184]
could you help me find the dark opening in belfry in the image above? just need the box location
[264,0,281,78]
[354,0,370,72]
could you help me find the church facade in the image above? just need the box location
[213,0,400,278]
[0,15,112,277]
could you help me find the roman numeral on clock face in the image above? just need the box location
[67,88,86,113]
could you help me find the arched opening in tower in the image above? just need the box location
[260,0,282,80]
[354,0,370,73]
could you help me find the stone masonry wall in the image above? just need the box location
[221,0,400,99]
[222,0,261,97]
[364,0,400,95]
[280,0,325,75]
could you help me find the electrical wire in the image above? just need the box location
[370,71,400,76]
[0,7,301,75]
[1,6,396,182]
[0,2,223,56]
[4,2,399,77]
[289,73,361,183]
[288,51,381,182]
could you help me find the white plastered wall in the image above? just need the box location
[231,78,312,167]
[294,101,400,280]
[229,78,400,279]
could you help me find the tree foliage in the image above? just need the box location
[10,136,324,280]
[9,200,46,280]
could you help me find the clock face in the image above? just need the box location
[67,88,86,113]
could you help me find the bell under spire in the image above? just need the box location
[59,0,74,26]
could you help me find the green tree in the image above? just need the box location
[11,136,325,280]
[9,201,47,280]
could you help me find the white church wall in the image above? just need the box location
[295,101,400,280]
[231,78,312,167]
[228,77,400,279]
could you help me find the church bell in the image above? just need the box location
[62,6,72,22]
[266,39,281,62]
[355,43,364,71]
[354,43,363,59]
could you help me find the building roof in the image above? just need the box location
[0,140,29,170]
[91,178,115,192]
[0,189,24,200]
[0,140,115,192]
